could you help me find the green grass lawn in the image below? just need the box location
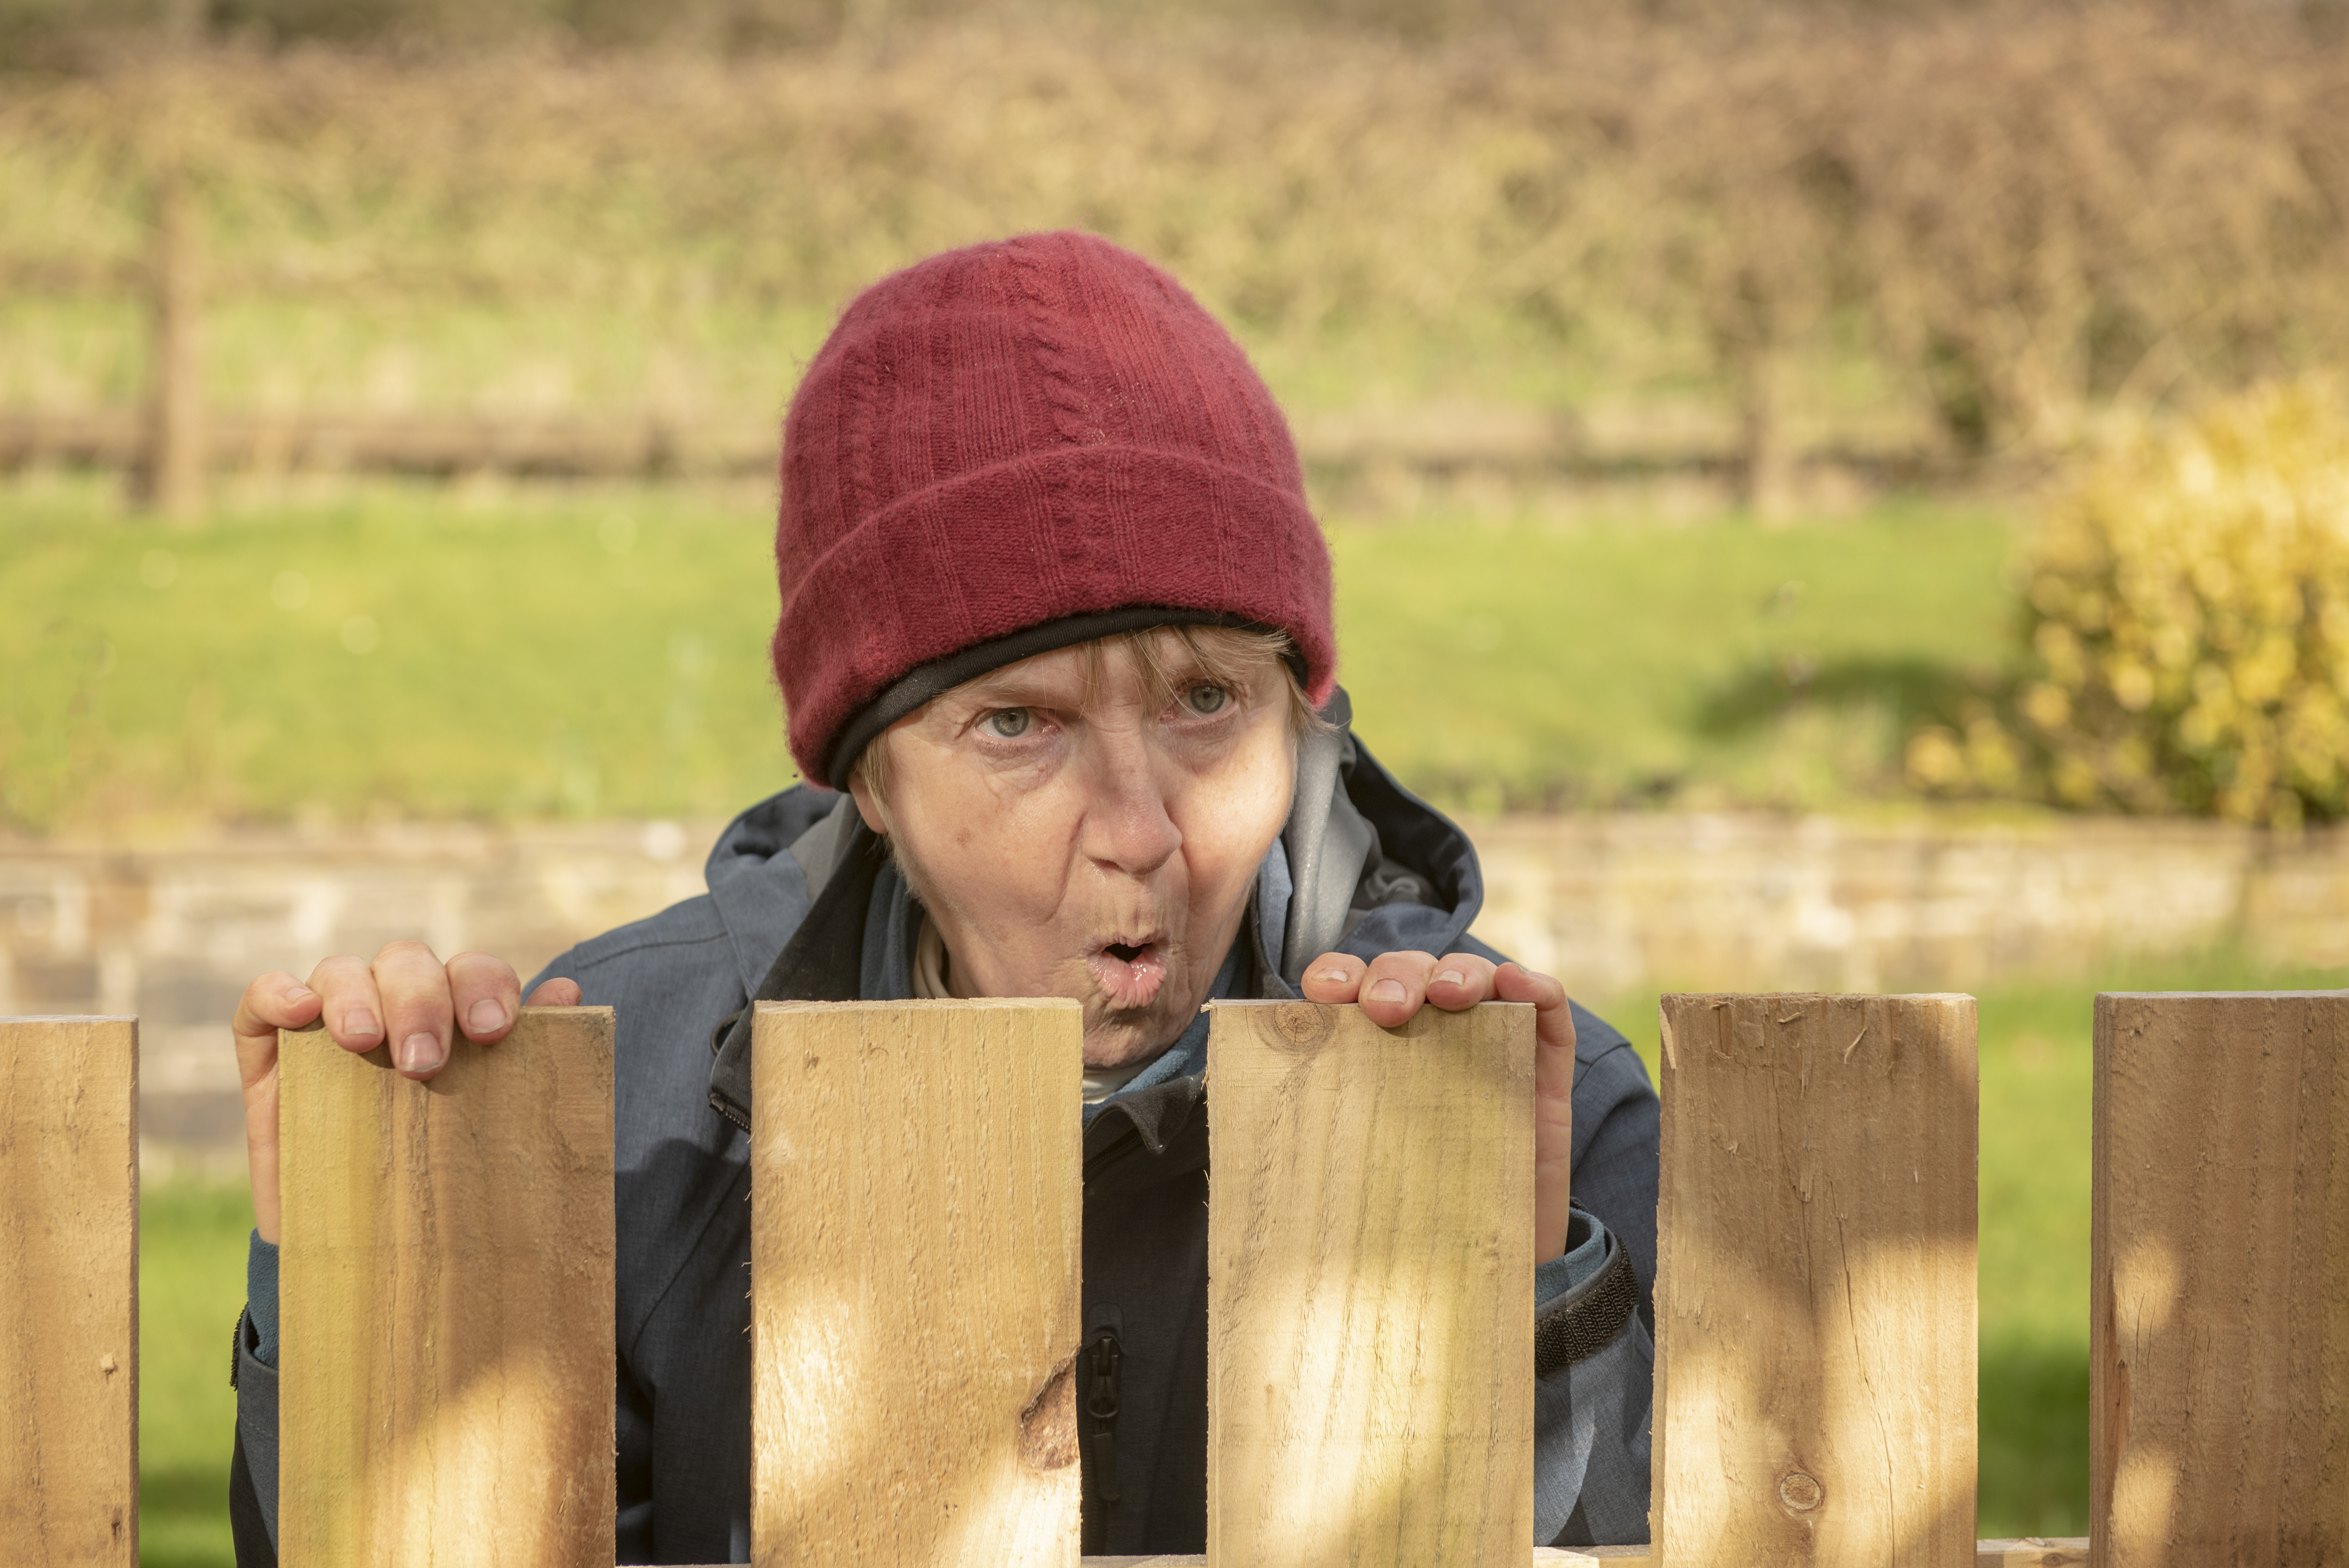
[1334,499,2020,812]
[140,1182,249,1568]
[1,476,2019,833]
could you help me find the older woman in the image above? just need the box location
[224,232,1659,1564]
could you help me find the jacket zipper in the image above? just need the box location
[1081,1308,1124,1552]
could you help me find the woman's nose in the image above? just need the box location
[1078,742,1182,877]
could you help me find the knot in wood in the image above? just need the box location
[1268,1004,1334,1055]
[1777,1470,1823,1512]
[1017,1355,1079,1472]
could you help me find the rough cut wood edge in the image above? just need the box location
[1206,1000,1536,1568]
[280,1007,616,1567]
[2091,991,2349,1568]
[1655,993,1979,1568]
[750,999,1083,1568]
[0,1015,139,1567]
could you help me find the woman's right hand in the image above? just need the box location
[230,941,582,1244]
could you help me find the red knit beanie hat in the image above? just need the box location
[773,230,1337,788]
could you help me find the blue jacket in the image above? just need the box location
[229,701,1659,1563]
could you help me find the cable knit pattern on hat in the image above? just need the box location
[772,230,1336,787]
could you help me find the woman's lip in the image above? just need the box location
[1087,941,1169,1010]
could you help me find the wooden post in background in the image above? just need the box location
[140,161,204,523]
[1655,994,1978,1568]
[2091,992,2349,1567]
[278,1007,615,1566]
[1206,1001,1535,1568]
[0,1017,139,1567]
[751,999,1083,1568]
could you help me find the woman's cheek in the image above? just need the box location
[1184,742,1293,891]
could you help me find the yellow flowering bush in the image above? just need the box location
[1908,379,2349,826]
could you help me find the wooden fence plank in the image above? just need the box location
[681,1545,2089,1568]
[2091,992,2349,1567]
[1655,994,1978,1568]
[278,1006,615,1566]
[1543,1542,2087,1567]
[1205,1000,1536,1568]
[750,998,1084,1568]
[0,1017,138,1566]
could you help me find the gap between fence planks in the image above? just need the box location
[0,1016,139,1567]
[1655,994,1979,1568]
[1206,1000,1536,1568]
[750,999,1084,1568]
[2092,992,2349,1567]
[278,1005,615,1567]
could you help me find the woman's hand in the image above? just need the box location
[230,941,582,1244]
[1300,950,1576,1261]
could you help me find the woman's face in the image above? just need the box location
[847,631,1298,1068]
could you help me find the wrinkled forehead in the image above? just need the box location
[948,628,1277,710]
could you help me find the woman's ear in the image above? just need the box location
[841,756,883,840]
[845,770,890,836]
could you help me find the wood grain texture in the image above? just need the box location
[1544,1543,2086,1567]
[1206,1000,1536,1568]
[672,1541,2090,1568]
[0,1017,138,1566]
[1973,1545,2091,1567]
[1655,994,1978,1568]
[279,1006,615,1567]
[2091,992,2349,1568]
[750,999,1084,1568]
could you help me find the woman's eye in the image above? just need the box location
[1185,685,1230,716]
[984,708,1032,739]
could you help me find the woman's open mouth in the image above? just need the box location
[1088,938,1169,1010]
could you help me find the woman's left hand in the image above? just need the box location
[1300,950,1576,1261]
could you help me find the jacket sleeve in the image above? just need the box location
[230,1308,280,1566]
[1532,1214,1655,1545]
[1530,1000,1662,1545]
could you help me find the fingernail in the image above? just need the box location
[287,985,315,1000]
[399,1032,445,1074]
[1368,978,1406,1004]
[345,1008,381,1040]
[1314,968,1352,985]
[1435,969,1467,988]
[467,999,506,1037]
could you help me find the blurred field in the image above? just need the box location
[0,476,2021,832]
[139,950,2344,1562]
[141,1180,247,1568]
[6,4,2347,493]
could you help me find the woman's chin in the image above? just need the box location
[1079,997,1193,1071]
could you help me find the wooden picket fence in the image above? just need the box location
[4,992,2343,1566]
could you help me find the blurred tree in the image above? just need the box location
[11,0,2328,58]
[1910,378,2349,826]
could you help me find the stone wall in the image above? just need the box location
[1466,813,2349,996]
[6,813,2346,1162]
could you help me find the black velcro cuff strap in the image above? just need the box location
[1534,1229,1640,1382]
